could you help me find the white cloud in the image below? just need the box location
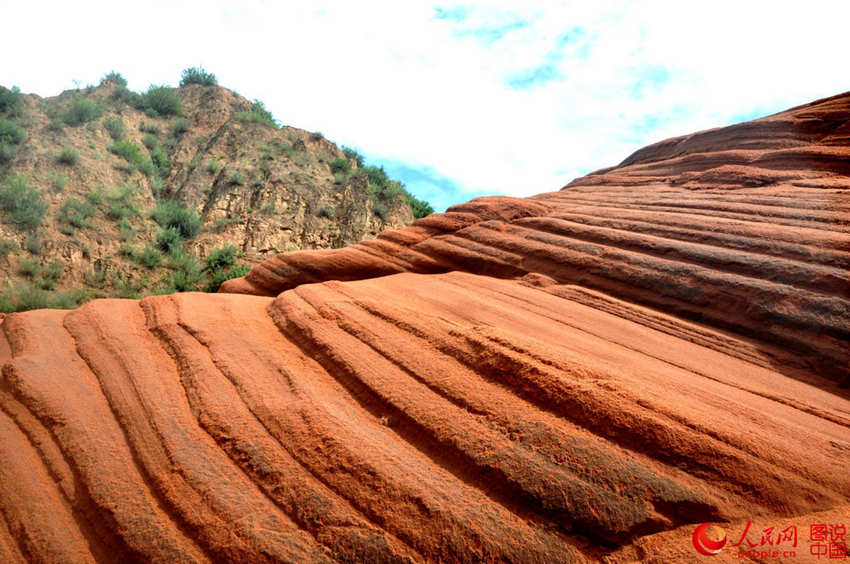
[4,1,850,209]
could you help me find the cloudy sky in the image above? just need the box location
[5,1,850,211]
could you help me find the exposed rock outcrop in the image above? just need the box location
[0,92,848,563]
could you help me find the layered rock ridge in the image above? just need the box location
[1,92,848,563]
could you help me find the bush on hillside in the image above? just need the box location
[168,252,202,291]
[0,117,24,163]
[104,185,139,220]
[408,194,435,219]
[0,86,23,117]
[102,116,125,140]
[205,263,249,292]
[63,95,101,126]
[139,121,161,135]
[0,117,24,145]
[205,245,237,272]
[151,199,201,239]
[0,176,47,230]
[329,158,350,175]
[108,140,146,171]
[341,146,365,167]
[58,198,96,229]
[141,85,181,117]
[180,66,217,87]
[57,145,79,165]
[234,99,277,127]
[135,245,162,269]
[155,226,182,255]
[150,145,169,175]
[169,117,190,138]
[100,71,128,88]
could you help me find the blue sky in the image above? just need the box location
[4,1,850,211]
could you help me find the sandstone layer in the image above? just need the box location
[1,92,848,562]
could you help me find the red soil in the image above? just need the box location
[1,92,848,563]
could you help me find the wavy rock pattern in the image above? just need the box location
[2,92,849,562]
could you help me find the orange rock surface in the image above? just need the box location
[1,93,848,562]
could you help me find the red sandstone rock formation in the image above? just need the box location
[1,92,848,563]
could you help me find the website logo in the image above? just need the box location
[693,523,727,556]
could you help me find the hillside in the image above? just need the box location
[0,71,423,310]
[0,92,848,563]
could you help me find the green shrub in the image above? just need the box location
[119,242,136,258]
[362,165,390,189]
[0,117,24,164]
[9,283,50,312]
[136,158,156,177]
[102,116,125,140]
[113,161,135,174]
[150,145,168,176]
[0,86,23,117]
[85,265,108,286]
[0,239,17,258]
[169,117,190,138]
[108,140,143,163]
[317,205,335,219]
[139,121,161,135]
[149,175,165,198]
[85,189,104,207]
[109,85,144,108]
[63,95,101,126]
[205,263,249,292]
[0,142,16,163]
[135,245,162,269]
[57,145,79,165]
[205,245,237,272]
[0,117,24,145]
[49,171,68,192]
[227,171,244,185]
[142,134,158,150]
[18,257,40,278]
[142,85,181,117]
[408,195,434,219]
[110,273,145,299]
[58,198,96,228]
[117,218,135,241]
[180,66,217,87]
[18,259,62,290]
[342,146,364,167]
[168,253,201,291]
[38,261,62,290]
[329,158,351,175]
[109,139,154,175]
[25,232,41,254]
[205,159,221,174]
[100,71,128,88]
[0,176,47,230]
[52,288,90,309]
[151,199,201,239]
[234,99,277,127]
[104,185,138,220]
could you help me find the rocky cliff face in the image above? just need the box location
[0,81,412,303]
[0,92,847,563]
